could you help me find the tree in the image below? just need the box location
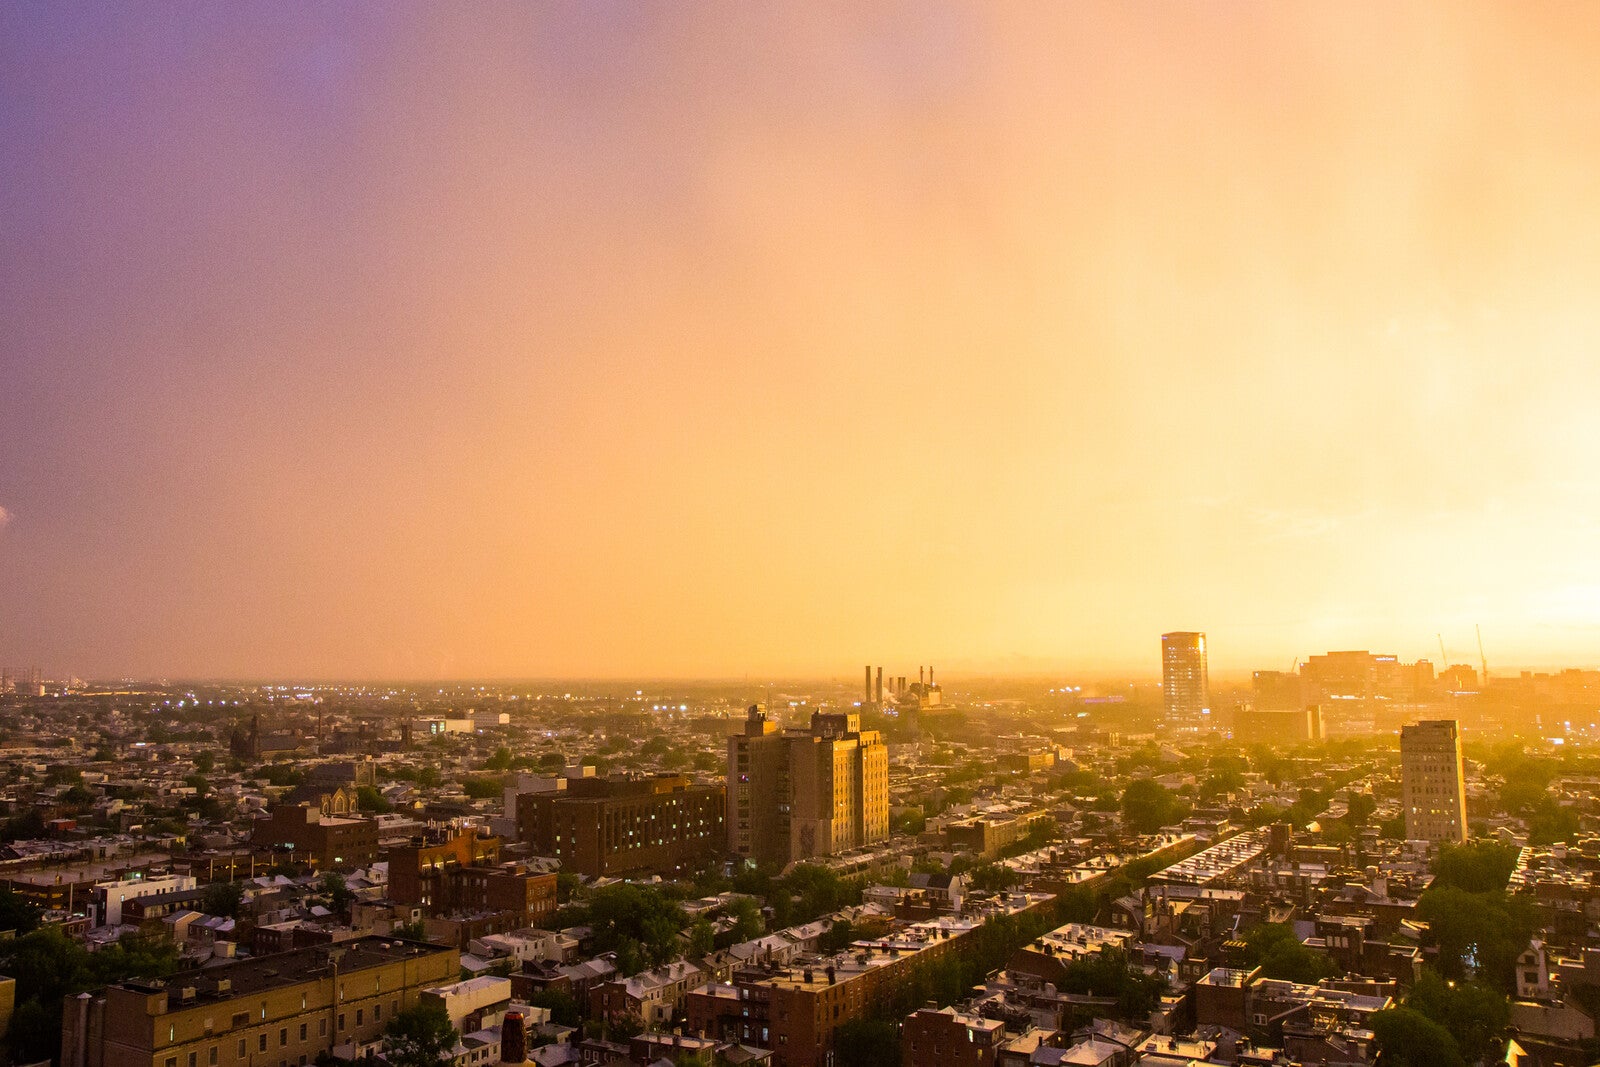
[62,783,96,807]
[1241,923,1337,983]
[1121,780,1185,834]
[556,871,580,903]
[726,896,764,944]
[1346,791,1377,826]
[1432,842,1518,893]
[0,886,40,935]
[834,1018,900,1067]
[1406,969,1510,1064]
[1054,948,1168,1018]
[1528,800,1580,845]
[355,785,392,813]
[968,864,1020,893]
[890,808,926,836]
[687,918,715,958]
[393,919,430,941]
[1370,1007,1465,1067]
[201,881,245,919]
[6,996,55,1064]
[461,776,503,800]
[584,884,689,973]
[0,925,179,1065]
[383,1001,457,1067]
[525,987,580,1027]
[817,918,857,955]
[321,871,355,917]
[1416,886,1534,990]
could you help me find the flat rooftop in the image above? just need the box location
[117,936,454,1004]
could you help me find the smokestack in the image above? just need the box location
[898,676,906,695]
[875,668,883,705]
[501,1010,526,1064]
[928,666,934,688]
[919,666,924,687]
[864,665,872,703]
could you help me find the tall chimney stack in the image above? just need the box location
[864,665,872,703]
[919,666,924,687]
[501,1010,526,1064]
[875,667,883,705]
[929,666,934,688]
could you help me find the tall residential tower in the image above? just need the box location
[1401,719,1468,844]
[1161,631,1210,722]
[727,705,889,866]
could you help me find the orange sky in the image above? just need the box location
[4,4,1600,680]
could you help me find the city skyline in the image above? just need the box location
[8,6,1600,679]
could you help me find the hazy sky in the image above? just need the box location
[4,4,1600,681]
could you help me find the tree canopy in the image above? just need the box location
[1370,1007,1466,1067]
[383,1000,457,1067]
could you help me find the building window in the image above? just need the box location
[209,1048,218,1066]
[300,1024,307,1040]
[238,1039,247,1058]
[259,1035,267,1053]
[338,1014,345,1032]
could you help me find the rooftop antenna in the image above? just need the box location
[1476,624,1489,687]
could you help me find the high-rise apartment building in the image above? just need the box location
[1401,719,1468,844]
[727,706,889,866]
[1161,632,1210,720]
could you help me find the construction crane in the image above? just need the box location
[1477,624,1489,688]
[1437,633,1449,666]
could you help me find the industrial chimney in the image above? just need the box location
[501,1010,526,1064]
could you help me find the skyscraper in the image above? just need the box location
[727,705,888,866]
[1401,719,1468,844]
[1161,631,1210,720]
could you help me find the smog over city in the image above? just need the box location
[2,7,1599,1067]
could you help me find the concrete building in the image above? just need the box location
[249,804,378,869]
[901,1005,1004,1067]
[686,895,1056,1067]
[1232,705,1323,744]
[726,706,889,867]
[93,875,198,929]
[389,829,557,938]
[61,936,459,1067]
[1401,719,1468,844]
[420,975,513,1033]
[1161,633,1210,722]
[515,773,724,879]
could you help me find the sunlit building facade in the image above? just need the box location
[727,706,888,866]
[1161,631,1210,722]
[1401,719,1468,844]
